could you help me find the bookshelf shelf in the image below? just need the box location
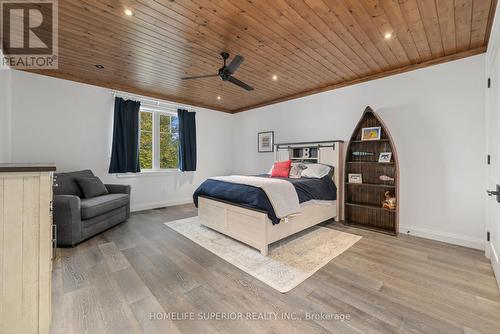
[345,202,396,212]
[346,183,395,189]
[350,139,390,143]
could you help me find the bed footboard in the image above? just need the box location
[198,196,270,255]
[198,197,337,256]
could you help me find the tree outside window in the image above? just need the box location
[139,109,179,171]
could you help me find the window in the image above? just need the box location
[139,108,179,171]
[139,111,153,169]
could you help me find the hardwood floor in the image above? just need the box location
[51,204,500,334]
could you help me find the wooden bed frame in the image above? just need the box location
[199,141,344,255]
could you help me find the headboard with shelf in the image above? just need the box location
[274,140,344,220]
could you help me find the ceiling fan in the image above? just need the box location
[181,52,254,91]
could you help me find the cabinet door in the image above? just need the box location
[319,147,338,166]
[0,172,52,334]
[276,148,290,161]
[39,173,52,333]
[22,176,41,333]
[0,178,3,332]
[2,175,24,333]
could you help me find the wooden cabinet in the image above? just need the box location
[345,107,399,235]
[0,164,56,334]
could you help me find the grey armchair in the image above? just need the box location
[53,170,131,247]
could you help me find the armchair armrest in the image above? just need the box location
[105,184,131,219]
[53,195,82,247]
[105,184,131,195]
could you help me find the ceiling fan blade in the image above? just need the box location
[228,76,254,91]
[181,74,218,80]
[226,55,244,74]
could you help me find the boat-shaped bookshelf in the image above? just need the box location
[345,106,399,235]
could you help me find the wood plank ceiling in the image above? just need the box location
[22,0,498,113]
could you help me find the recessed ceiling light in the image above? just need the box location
[272,75,278,81]
[124,9,133,16]
[384,32,392,39]
[217,96,221,100]
[95,64,105,69]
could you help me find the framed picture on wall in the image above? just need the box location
[361,126,381,141]
[258,131,274,153]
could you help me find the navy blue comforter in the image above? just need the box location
[193,175,337,225]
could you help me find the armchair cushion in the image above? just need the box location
[75,176,108,198]
[80,193,129,220]
[54,169,94,197]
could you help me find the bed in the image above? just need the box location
[194,141,344,255]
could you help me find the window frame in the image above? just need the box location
[139,106,179,172]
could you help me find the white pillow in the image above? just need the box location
[289,162,307,178]
[301,164,332,178]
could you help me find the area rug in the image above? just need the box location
[164,216,361,293]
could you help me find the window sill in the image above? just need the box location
[115,169,183,178]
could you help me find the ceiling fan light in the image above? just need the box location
[124,9,133,16]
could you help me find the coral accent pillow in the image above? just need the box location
[271,160,292,178]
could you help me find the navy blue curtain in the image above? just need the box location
[109,98,141,173]
[178,109,197,172]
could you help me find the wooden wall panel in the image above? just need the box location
[381,0,422,63]
[436,0,457,55]
[399,0,434,61]
[471,0,495,47]
[416,0,445,57]
[456,0,474,51]
[9,0,494,112]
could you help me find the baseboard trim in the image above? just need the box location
[487,242,500,292]
[131,198,193,212]
[131,202,485,250]
[490,242,499,264]
[399,225,485,250]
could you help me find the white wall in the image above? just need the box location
[7,54,487,249]
[0,69,11,163]
[233,55,487,249]
[9,71,234,211]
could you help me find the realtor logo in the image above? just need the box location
[1,0,58,69]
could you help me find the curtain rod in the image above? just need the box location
[275,140,344,146]
[110,90,194,111]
